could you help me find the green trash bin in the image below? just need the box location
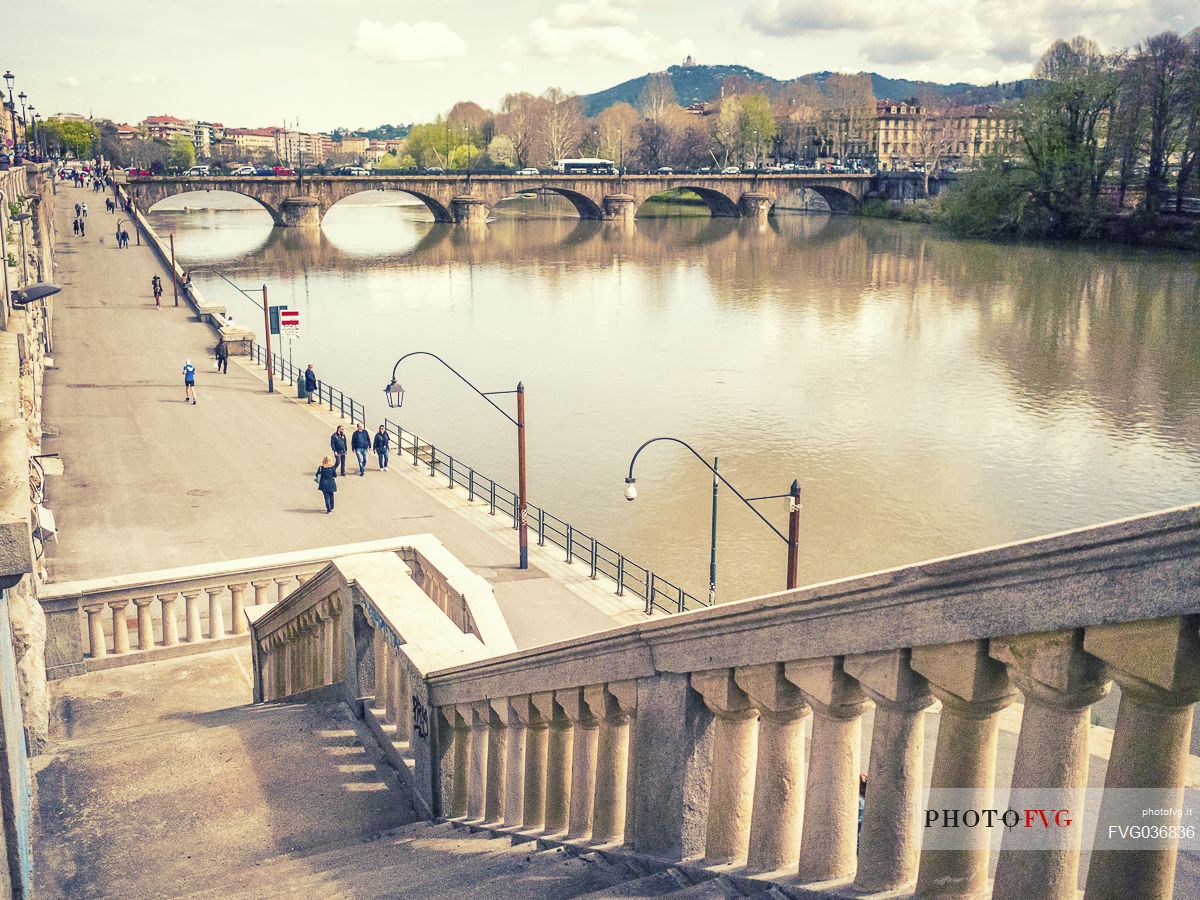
[297,374,308,400]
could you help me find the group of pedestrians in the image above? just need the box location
[115,226,131,248]
[315,422,392,513]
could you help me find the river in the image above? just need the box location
[148,191,1200,604]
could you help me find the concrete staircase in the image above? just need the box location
[32,649,778,900]
[174,821,767,899]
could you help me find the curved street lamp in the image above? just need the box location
[624,436,802,593]
[385,352,528,569]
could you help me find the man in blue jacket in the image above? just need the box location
[330,425,348,476]
[350,423,371,476]
[304,364,317,404]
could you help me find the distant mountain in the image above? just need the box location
[580,63,1037,116]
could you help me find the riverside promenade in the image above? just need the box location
[40,181,639,648]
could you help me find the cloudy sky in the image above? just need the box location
[7,0,1196,131]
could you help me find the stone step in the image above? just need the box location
[652,877,754,899]
[178,821,660,900]
[575,867,696,897]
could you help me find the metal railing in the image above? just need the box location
[241,340,367,424]
[382,418,707,615]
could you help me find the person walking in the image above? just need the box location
[74,202,80,217]
[330,425,347,476]
[350,423,371,476]
[304,364,317,404]
[373,425,390,471]
[78,218,86,237]
[72,219,79,237]
[151,275,161,307]
[215,338,228,374]
[182,358,197,404]
[315,454,338,513]
[81,202,88,218]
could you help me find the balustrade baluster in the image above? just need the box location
[183,591,202,643]
[467,702,490,821]
[373,629,387,707]
[230,583,248,634]
[449,707,471,818]
[133,596,155,651]
[158,592,179,646]
[911,640,1016,898]
[484,703,508,824]
[274,577,292,604]
[83,603,107,659]
[524,693,553,831]
[735,663,811,873]
[384,644,399,725]
[251,580,271,605]
[320,607,336,687]
[500,697,528,828]
[692,669,759,863]
[986,631,1110,900]
[537,692,572,835]
[844,649,934,892]
[785,657,870,883]
[1082,618,1200,900]
[588,681,636,845]
[394,655,411,743]
[109,600,131,654]
[205,586,225,639]
[558,687,599,840]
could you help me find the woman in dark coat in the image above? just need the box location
[315,454,338,513]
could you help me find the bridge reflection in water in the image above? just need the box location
[146,196,1200,604]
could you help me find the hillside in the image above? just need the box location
[581,63,1036,115]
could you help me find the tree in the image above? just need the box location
[910,99,956,194]
[168,135,196,171]
[638,73,677,125]
[595,103,640,165]
[1135,31,1192,214]
[635,119,672,169]
[486,135,517,169]
[540,88,584,163]
[1020,37,1121,235]
[821,74,875,161]
[498,93,540,166]
[1108,58,1149,208]
[1175,35,1200,211]
[41,118,98,159]
[710,97,742,166]
[738,94,777,167]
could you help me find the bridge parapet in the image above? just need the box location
[253,502,1200,894]
[123,173,873,227]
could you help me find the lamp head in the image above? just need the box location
[624,477,637,502]
[384,379,405,408]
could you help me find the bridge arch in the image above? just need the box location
[636,186,740,219]
[143,188,284,226]
[325,187,454,224]
[806,185,860,214]
[492,186,605,221]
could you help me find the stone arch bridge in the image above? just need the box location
[123,173,872,227]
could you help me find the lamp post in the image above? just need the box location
[17,93,26,156]
[385,352,528,569]
[3,72,16,161]
[191,268,273,392]
[623,437,802,592]
[25,105,34,158]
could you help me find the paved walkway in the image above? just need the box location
[41,182,641,647]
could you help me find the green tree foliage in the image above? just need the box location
[1019,37,1120,235]
[41,118,98,158]
[168,135,196,170]
[938,156,1047,237]
[738,94,777,165]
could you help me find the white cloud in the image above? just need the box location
[126,74,161,85]
[58,76,81,89]
[507,1,696,66]
[743,0,1199,76]
[353,19,468,64]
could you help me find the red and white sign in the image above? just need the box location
[280,309,301,338]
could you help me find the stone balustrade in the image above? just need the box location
[38,536,458,678]
[416,504,1200,898]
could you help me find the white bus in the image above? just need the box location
[553,158,616,175]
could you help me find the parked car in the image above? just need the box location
[273,165,294,176]
[655,166,674,175]
[720,166,741,175]
[424,166,446,175]
[184,165,210,177]
[253,166,275,176]
[333,165,370,176]
[515,167,539,176]
[230,165,255,176]
[125,167,151,177]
